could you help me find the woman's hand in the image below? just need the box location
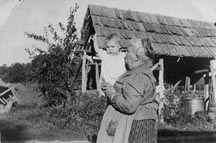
[101,82,116,100]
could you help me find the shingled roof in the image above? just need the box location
[81,4,216,58]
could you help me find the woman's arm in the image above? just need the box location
[107,73,151,114]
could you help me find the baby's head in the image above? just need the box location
[105,33,121,56]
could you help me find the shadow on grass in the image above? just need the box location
[1,118,216,143]
[85,129,216,143]
[158,129,216,143]
[0,119,31,142]
[0,118,86,143]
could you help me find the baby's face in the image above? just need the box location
[106,39,120,56]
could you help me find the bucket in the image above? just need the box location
[208,102,216,121]
[185,97,204,115]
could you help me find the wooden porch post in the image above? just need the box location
[204,73,210,110]
[158,58,165,123]
[210,60,216,103]
[185,76,191,92]
[95,63,100,93]
[159,59,164,94]
[208,59,216,121]
[82,51,87,93]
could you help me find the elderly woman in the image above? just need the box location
[97,38,158,143]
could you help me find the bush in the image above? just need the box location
[162,84,216,130]
[163,87,187,123]
[26,4,79,106]
[47,92,107,131]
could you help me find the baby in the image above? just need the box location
[92,33,126,86]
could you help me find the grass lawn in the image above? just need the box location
[1,83,216,143]
[0,83,88,142]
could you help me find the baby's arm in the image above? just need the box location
[91,34,104,59]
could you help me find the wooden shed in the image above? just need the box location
[77,5,216,102]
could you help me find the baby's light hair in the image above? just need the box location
[105,33,121,45]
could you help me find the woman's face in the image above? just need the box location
[125,42,140,70]
[125,52,136,70]
[126,39,147,70]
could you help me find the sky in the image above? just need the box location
[0,0,216,66]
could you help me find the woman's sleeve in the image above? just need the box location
[111,73,150,114]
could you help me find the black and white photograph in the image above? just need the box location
[0,0,216,142]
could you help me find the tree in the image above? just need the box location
[4,63,27,83]
[0,64,8,79]
[25,4,79,106]
[0,63,30,83]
